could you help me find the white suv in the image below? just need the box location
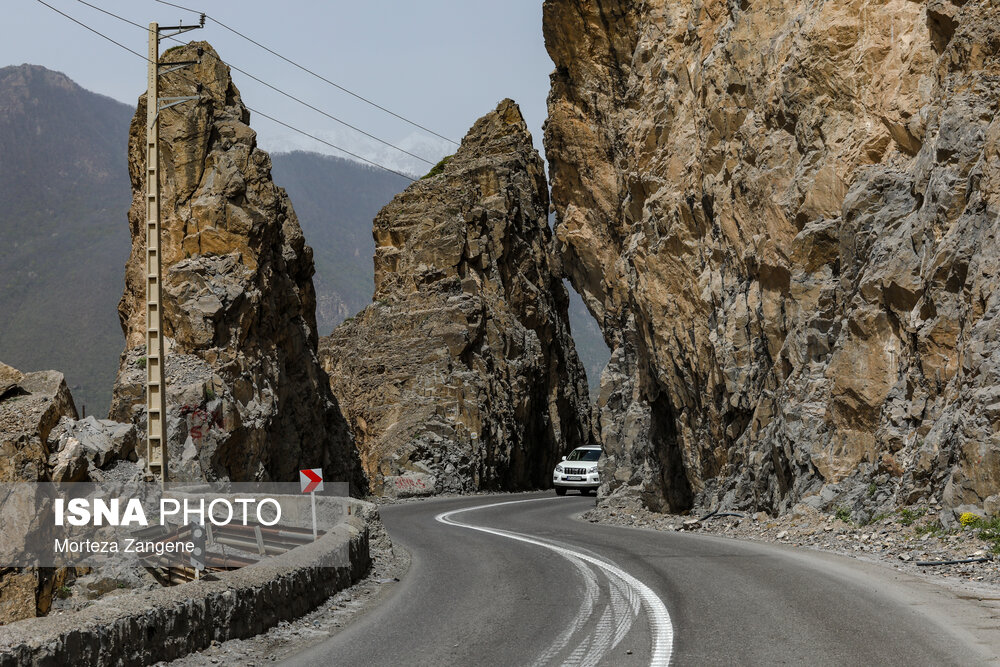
[553,446,601,495]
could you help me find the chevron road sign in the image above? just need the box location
[300,468,324,494]
[300,468,324,540]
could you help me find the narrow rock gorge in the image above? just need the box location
[320,100,593,495]
[543,0,1000,515]
[109,43,362,488]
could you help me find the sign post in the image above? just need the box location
[189,522,206,577]
[299,468,324,541]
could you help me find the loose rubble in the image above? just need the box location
[586,496,1000,590]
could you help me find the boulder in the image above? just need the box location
[46,415,139,483]
[0,361,77,624]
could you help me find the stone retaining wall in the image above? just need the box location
[0,497,373,666]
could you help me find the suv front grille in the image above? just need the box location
[564,467,589,476]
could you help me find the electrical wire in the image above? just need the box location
[33,0,418,181]
[155,0,460,146]
[75,0,144,29]
[34,0,147,60]
[202,53,434,165]
[73,0,435,166]
[244,106,415,181]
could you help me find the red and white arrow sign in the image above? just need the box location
[299,468,324,494]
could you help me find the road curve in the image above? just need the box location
[283,492,1000,666]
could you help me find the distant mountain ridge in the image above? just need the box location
[269,151,410,333]
[0,64,133,417]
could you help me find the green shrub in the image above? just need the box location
[835,506,852,523]
[859,512,889,526]
[914,521,945,537]
[898,507,925,526]
[967,515,1000,553]
[420,155,453,180]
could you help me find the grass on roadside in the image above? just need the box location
[897,507,926,526]
[961,514,1000,554]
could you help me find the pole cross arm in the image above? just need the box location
[148,96,201,128]
[159,60,199,75]
[158,24,204,39]
[159,95,201,109]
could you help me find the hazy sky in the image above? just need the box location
[5,1,554,176]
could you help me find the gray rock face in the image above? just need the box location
[46,415,139,483]
[0,361,77,624]
[109,42,363,489]
[543,0,1000,515]
[320,100,593,494]
[0,362,76,484]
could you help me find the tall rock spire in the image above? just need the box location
[110,42,363,489]
[321,99,593,495]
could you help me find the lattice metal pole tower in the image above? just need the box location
[145,18,203,489]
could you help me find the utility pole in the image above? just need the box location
[145,17,204,490]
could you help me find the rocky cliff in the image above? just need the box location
[544,0,1000,516]
[320,100,593,495]
[109,43,361,488]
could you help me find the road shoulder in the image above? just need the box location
[161,516,410,666]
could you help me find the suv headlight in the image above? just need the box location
[555,465,564,473]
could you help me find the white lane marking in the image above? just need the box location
[435,497,674,666]
[607,568,642,649]
[532,553,601,667]
[579,600,615,667]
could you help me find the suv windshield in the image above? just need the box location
[566,449,601,462]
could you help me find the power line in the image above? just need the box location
[74,0,437,166]
[202,52,435,165]
[244,106,416,181]
[34,0,147,60]
[75,0,143,29]
[33,0,418,181]
[154,0,460,146]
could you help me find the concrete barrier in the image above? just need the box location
[0,497,374,666]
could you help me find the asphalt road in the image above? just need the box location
[283,492,1000,666]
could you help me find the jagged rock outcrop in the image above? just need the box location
[320,100,593,494]
[46,416,139,484]
[0,361,76,624]
[0,362,76,483]
[109,43,362,488]
[544,0,1000,516]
